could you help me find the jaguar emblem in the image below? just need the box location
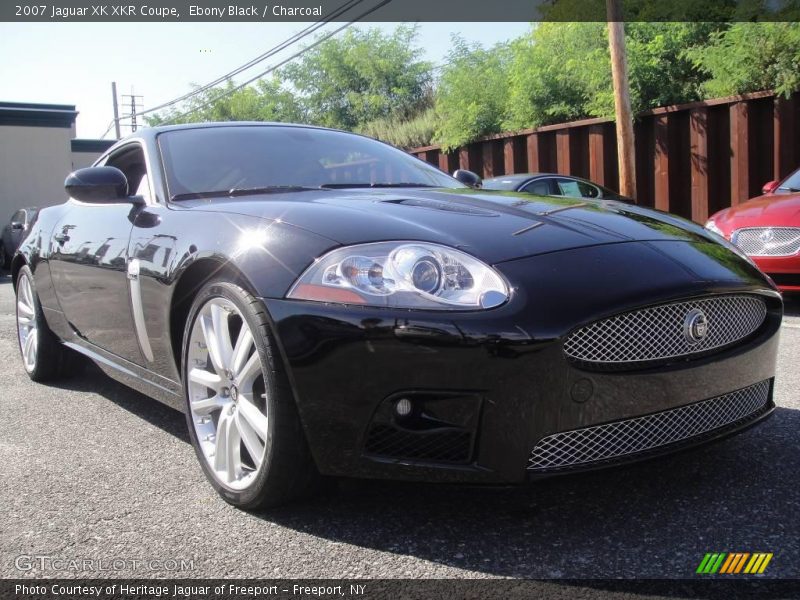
[758,229,775,244]
[684,309,709,344]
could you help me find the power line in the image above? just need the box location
[163,0,392,124]
[119,0,367,123]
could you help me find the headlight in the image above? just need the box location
[704,220,759,269]
[287,241,509,310]
[704,219,724,237]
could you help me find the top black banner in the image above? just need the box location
[4,0,800,22]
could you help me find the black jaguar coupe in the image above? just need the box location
[12,123,781,508]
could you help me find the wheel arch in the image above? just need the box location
[169,257,260,376]
[10,253,28,291]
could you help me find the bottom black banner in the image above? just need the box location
[2,579,800,600]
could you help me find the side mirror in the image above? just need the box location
[65,167,130,203]
[10,221,23,230]
[762,180,779,195]
[453,169,483,189]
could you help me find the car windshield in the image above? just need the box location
[158,125,463,200]
[778,168,800,193]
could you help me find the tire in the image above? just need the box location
[15,265,81,381]
[182,279,321,509]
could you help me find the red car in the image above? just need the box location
[706,169,800,293]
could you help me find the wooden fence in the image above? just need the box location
[410,90,800,223]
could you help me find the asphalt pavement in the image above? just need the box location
[1,273,799,582]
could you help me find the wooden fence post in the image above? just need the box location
[556,130,571,174]
[730,101,749,205]
[689,107,709,223]
[774,94,796,181]
[526,134,540,172]
[653,114,670,212]
[588,125,606,187]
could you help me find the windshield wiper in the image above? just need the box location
[319,182,437,189]
[171,185,321,201]
[777,186,800,192]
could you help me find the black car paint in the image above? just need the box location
[2,207,38,266]
[12,123,781,484]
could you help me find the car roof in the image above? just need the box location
[123,121,340,141]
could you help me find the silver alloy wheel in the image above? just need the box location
[16,272,38,373]
[187,297,269,490]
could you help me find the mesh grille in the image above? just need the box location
[732,227,800,256]
[563,295,766,365]
[365,425,472,463]
[528,380,770,471]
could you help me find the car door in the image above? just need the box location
[48,142,150,365]
[7,209,27,250]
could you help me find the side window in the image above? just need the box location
[12,210,25,223]
[555,178,600,199]
[522,179,554,196]
[105,145,151,202]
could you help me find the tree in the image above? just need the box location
[433,36,511,151]
[688,23,800,99]
[146,77,305,126]
[282,25,433,131]
[502,22,717,132]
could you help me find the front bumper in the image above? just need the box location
[264,241,782,484]
[752,255,800,293]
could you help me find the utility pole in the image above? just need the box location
[607,0,637,199]
[121,89,144,133]
[111,82,121,139]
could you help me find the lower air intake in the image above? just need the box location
[528,380,771,471]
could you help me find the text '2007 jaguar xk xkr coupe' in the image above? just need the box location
[12,123,782,508]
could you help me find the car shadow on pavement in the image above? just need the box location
[47,362,189,443]
[258,407,800,579]
[43,359,799,579]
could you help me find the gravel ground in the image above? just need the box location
[1,273,798,582]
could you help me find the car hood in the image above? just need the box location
[712,192,800,230]
[177,187,716,264]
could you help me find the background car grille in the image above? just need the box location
[528,380,771,471]
[563,295,767,366]
[732,227,800,256]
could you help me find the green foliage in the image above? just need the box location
[502,22,717,132]
[357,108,437,149]
[282,25,433,130]
[503,23,612,132]
[432,36,511,151]
[146,78,304,126]
[688,23,800,98]
[146,21,800,151]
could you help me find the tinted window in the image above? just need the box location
[11,210,24,223]
[522,179,554,196]
[778,168,800,193]
[483,178,526,191]
[158,126,462,198]
[556,178,601,199]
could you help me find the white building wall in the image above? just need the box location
[71,150,102,170]
[0,125,73,223]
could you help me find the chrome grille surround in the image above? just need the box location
[527,380,771,471]
[563,295,767,365]
[732,227,800,256]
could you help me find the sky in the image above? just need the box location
[0,22,531,139]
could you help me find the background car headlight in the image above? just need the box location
[704,220,759,269]
[287,241,509,310]
[704,219,724,237]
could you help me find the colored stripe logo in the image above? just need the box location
[696,552,773,574]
